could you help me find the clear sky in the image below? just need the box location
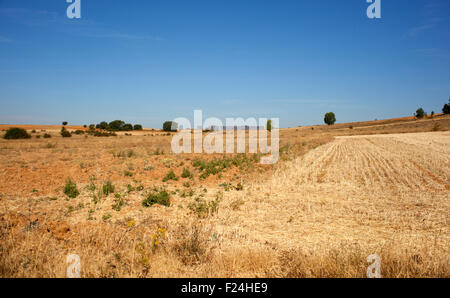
[0,0,449,128]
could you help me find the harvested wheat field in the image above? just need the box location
[215,132,449,277]
[0,118,449,277]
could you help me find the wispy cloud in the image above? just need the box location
[0,7,59,27]
[414,47,449,58]
[269,98,341,104]
[0,36,12,43]
[407,0,447,37]
[0,7,161,41]
[67,28,162,41]
[265,99,349,107]
[408,23,436,37]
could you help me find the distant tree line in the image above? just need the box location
[92,120,143,131]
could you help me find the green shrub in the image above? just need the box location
[153,148,164,155]
[64,179,79,198]
[43,133,51,138]
[193,155,259,179]
[87,179,96,191]
[92,191,101,204]
[102,181,115,196]
[324,112,336,125]
[114,150,134,158]
[142,189,170,207]
[181,168,193,179]
[91,131,117,137]
[163,170,178,182]
[127,184,136,193]
[188,196,221,218]
[144,164,154,171]
[112,193,124,211]
[219,182,233,191]
[60,127,72,138]
[133,124,143,130]
[3,128,31,139]
[235,182,244,191]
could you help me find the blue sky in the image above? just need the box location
[0,0,449,128]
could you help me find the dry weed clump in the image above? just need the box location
[171,221,214,266]
[279,241,449,278]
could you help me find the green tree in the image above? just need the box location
[443,99,450,115]
[415,108,425,119]
[122,123,133,131]
[324,112,336,125]
[108,120,125,131]
[96,121,109,130]
[163,121,178,132]
[62,121,68,126]
[133,124,143,130]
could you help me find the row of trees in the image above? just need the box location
[94,120,143,131]
[163,117,334,131]
[61,121,143,131]
[66,98,450,133]
[322,98,450,126]
[415,98,450,119]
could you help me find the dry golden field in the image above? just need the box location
[0,115,449,277]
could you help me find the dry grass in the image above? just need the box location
[0,115,449,277]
